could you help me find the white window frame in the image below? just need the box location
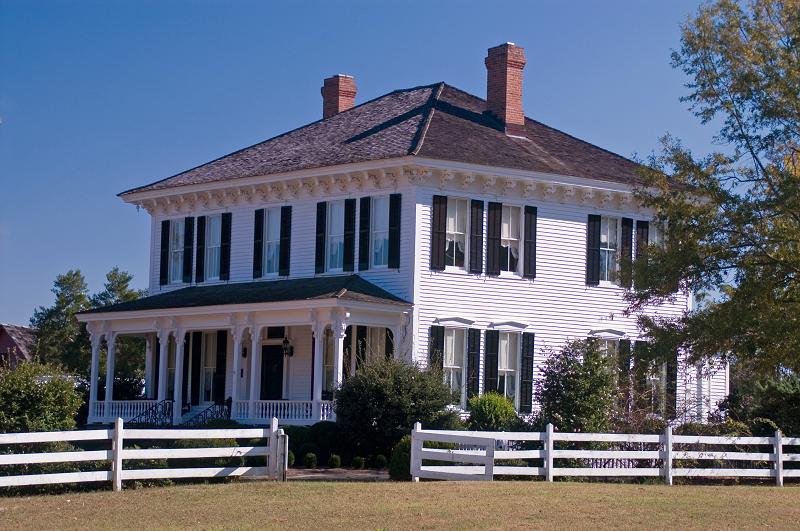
[168,219,185,285]
[204,214,222,282]
[445,197,468,271]
[443,328,467,407]
[371,196,390,269]
[498,332,520,408]
[263,207,282,276]
[599,216,620,286]
[500,204,522,275]
[326,200,345,273]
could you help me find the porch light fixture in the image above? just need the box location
[282,337,294,357]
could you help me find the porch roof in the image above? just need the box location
[79,275,409,315]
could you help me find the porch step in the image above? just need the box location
[180,406,208,423]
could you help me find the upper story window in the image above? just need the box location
[498,332,519,406]
[500,205,521,273]
[443,328,465,402]
[445,198,468,269]
[327,200,345,272]
[263,207,281,275]
[169,220,185,284]
[599,216,619,283]
[204,215,222,281]
[371,196,390,267]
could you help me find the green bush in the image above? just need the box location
[389,435,412,481]
[303,452,317,469]
[335,358,455,457]
[307,421,341,464]
[0,362,83,432]
[748,417,780,436]
[428,409,466,431]
[467,393,518,431]
[327,454,341,468]
[287,449,295,467]
[373,454,387,469]
[351,456,365,469]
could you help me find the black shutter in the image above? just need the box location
[214,330,227,404]
[466,328,480,399]
[428,325,444,370]
[183,333,192,408]
[484,330,499,393]
[153,336,160,399]
[355,325,367,371]
[309,334,315,400]
[621,217,633,288]
[343,325,353,381]
[486,202,502,276]
[586,214,601,285]
[636,220,649,263]
[343,198,356,272]
[618,339,632,379]
[469,200,484,274]
[315,202,327,274]
[159,220,170,285]
[195,216,206,283]
[219,212,232,281]
[388,193,402,269]
[253,209,264,278]
[189,332,202,406]
[182,217,194,284]
[633,341,650,410]
[520,332,535,413]
[430,195,447,271]
[279,206,292,276]
[666,349,678,419]
[358,197,371,271]
[385,329,394,359]
[523,206,537,279]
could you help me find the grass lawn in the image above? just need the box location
[1,480,798,530]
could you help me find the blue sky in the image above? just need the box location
[0,0,715,324]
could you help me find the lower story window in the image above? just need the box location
[166,339,176,398]
[498,332,519,406]
[443,329,465,401]
[322,328,335,400]
[201,333,216,403]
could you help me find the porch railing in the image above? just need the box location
[91,400,156,421]
[233,400,335,423]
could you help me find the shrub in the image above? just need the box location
[467,393,518,431]
[0,362,83,432]
[335,358,455,457]
[351,456,365,469]
[298,443,319,464]
[307,421,342,464]
[428,409,466,431]
[327,454,341,468]
[287,449,295,467]
[748,417,780,436]
[389,435,412,481]
[373,454,388,469]
[303,452,318,469]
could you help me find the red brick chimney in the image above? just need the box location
[321,74,357,119]
[485,43,527,136]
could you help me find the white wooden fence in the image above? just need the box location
[411,423,799,485]
[0,418,289,491]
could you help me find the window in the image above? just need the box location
[204,215,222,281]
[498,332,519,405]
[169,220,185,284]
[263,207,281,275]
[167,339,176,398]
[327,200,345,272]
[445,198,467,268]
[649,221,664,247]
[443,328,465,401]
[322,328,335,400]
[600,216,619,283]
[371,196,390,267]
[201,333,216,403]
[501,205,521,273]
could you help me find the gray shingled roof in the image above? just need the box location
[121,83,642,196]
[0,324,36,362]
[79,275,410,314]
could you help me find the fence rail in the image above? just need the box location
[410,423,798,485]
[0,417,288,491]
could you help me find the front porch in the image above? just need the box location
[77,276,411,426]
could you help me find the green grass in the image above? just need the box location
[1,480,798,530]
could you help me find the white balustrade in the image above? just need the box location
[232,400,335,423]
[91,400,156,421]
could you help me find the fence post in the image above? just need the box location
[545,423,554,482]
[112,417,123,492]
[774,429,783,487]
[269,417,279,479]
[411,422,422,482]
[275,428,288,482]
[662,425,673,486]
[485,439,495,481]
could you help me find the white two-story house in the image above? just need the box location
[77,43,728,426]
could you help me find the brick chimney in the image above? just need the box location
[321,74,357,119]
[485,43,527,136]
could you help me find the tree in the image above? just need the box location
[534,340,616,432]
[627,0,800,373]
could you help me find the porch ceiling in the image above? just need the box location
[78,275,410,315]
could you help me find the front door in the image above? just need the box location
[260,345,284,400]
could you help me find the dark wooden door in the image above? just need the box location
[260,345,283,400]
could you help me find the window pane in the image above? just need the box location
[373,197,389,231]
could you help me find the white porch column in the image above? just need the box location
[89,333,102,421]
[249,326,263,418]
[231,327,243,408]
[312,324,325,419]
[104,332,117,407]
[144,334,154,399]
[172,330,186,424]
[157,330,170,401]
[333,322,346,389]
